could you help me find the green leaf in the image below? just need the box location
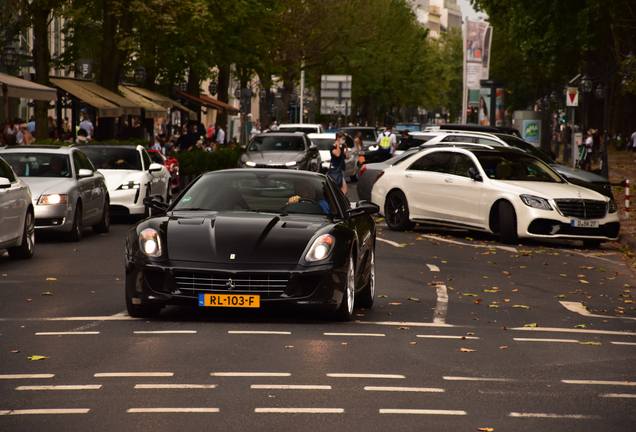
[465,237,474,240]
[41,292,53,295]
[579,280,590,284]
[28,355,49,361]
[513,305,530,309]
[524,323,538,327]
[560,274,567,277]
[574,324,587,328]
[377,295,388,298]
[408,297,419,301]
[554,295,566,298]
[579,342,602,345]
[488,305,500,308]
[599,268,607,272]
[482,289,500,293]
[461,293,478,297]
[482,276,489,279]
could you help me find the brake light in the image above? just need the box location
[376,171,385,181]
[359,165,366,177]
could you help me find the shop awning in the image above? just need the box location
[74,80,141,116]
[125,86,198,120]
[118,85,167,119]
[50,77,122,117]
[198,93,240,116]
[177,91,239,116]
[0,72,57,101]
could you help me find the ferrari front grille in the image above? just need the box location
[554,199,607,219]
[174,271,288,298]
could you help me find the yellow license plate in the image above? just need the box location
[198,294,260,308]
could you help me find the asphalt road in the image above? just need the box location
[1,182,635,431]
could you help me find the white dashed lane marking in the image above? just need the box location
[94,372,173,378]
[327,373,405,379]
[562,380,636,386]
[433,284,448,325]
[513,338,579,343]
[365,386,444,392]
[376,238,404,248]
[255,408,343,414]
[444,376,512,382]
[1,409,90,415]
[611,341,636,346]
[210,372,290,377]
[251,385,331,390]
[560,301,636,321]
[127,408,219,413]
[35,332,99,336]
[134,331,196,334]
[601,393,636,398]
[379,409,466,415]
[323,332,385,337]
[15,385,101,391]
[0,374,54,379]
[228,331,291,335]
[417,335,479,340]
[135,384,217,389]
[510,326,636,336]
[509,412,599,419]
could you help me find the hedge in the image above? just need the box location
[172,147,242,175]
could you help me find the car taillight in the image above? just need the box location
[359,165,366,177]
[376,171,385,181]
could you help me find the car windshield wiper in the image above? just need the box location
[243,208,288,216]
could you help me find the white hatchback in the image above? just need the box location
[371,145,619,248]
[0,156,34,258]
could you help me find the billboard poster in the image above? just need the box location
[523,120,541,145]
[479,87,491,126]
[495,87,505,127]
[466,20,492,89]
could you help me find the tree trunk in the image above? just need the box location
[32,7,51,141]
[216,66,230,130]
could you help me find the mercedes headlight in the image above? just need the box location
[245,161,256,167]
[520,194,553,211]
[139,228,162,257]
[117,181,140,191]
[608,199,618,213]
[305,234,335,262]
[38,194,68,205]
[285,161,297,167]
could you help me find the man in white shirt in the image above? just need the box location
[249,122,261,140]
[79,115,94,138]
[375,125,397,161]
[215,124,225,144]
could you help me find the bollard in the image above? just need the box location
[626,179,630,217]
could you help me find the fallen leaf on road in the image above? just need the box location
[41,292,53,296]
[483,289,500,293]
[461,293,478,296]
[26,299,32,302]
[285,346,294,348]
[28,355,48,361]
[378,295,388,298]
[397,327,410,330]
[499,346,508,350]
[504,299,510,302]
[341,343,348,345]
[488,305,500,308]
[408,298,419,302]
[580,280,590,284]
[474,299,483,304]
[519,266,527,269]
[388,302,402,305]
[575,324,587,328]
[524,323,538,327]
[465,237,474,240]
[11,350,19,353]
[46,278,56,281]
[478,428,494,431]
[511,289,518,292]
[483,276,489,279]
[560,274,567,277]
[467,332,475,335]
[410,342,417,345]
[503,271,511,275]
[459,348,476,352]
[501,327,508,330]
[579,341,602,345]
[599,268,607,272]
[513,305,531,309]
[555,295,566,298]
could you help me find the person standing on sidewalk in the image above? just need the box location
[328,131,349,194]
[376,125,396,162]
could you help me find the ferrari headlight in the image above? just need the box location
[285,161,297,167]
[117,181,140,191]
[139,228,162,257]
[305,234,335,262]
[608,199,618,213]
[245,161,256,167]
[38,194,68,205]
[520,194,553,211]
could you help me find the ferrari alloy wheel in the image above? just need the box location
[334,258,355,321]
[385,190,415,231]
[356,246,375,308]
[8,210,35,259]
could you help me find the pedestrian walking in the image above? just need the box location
[376,125,396,162]
[215,124,225,144]
[328,131,349,194]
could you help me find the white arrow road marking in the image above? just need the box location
[377,238,404,248]
[426,264,440,272]
[560,301,636,321]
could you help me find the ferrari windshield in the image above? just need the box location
[174,171,337,216]
[1,152,72,178]
[249,136,306,152]
[81,147,142,170]
[475,151,563,183]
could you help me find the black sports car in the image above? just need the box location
[125,169,378,321]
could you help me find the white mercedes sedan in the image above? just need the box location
[0,155,34,258]
[371,145,619,248]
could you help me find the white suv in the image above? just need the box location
[277,124,325,134]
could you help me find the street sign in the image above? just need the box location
[333,104,346,111]
[566,87,579,107]
[321,75,352,116]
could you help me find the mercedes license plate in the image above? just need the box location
[571,220,599,228]
[199,294,260,308]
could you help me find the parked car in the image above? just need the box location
[126,169,378,320]
[307,133,359,181]
[0,156,34,258]
[78,144,171,217]
[276,123,325,134]
[238,132,321,172]
[372,145,619,248]
[0,146,110,241]
[340,127,380,162]
[148,149,179,192]
[397,130,614,198]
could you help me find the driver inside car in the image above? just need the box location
[286,180,330,214]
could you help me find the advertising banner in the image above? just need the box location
[479,87,491,126]
[523,120,541,145]
[495,87,505,127]
[466,20,492,89]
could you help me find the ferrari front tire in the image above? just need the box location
[334,258,355,321]
[125,290,161,318]
[356,247,375,308]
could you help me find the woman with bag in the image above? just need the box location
[328,131,349,194]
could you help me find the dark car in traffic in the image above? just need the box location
[238,132,321,172]
[340,127,380,163]
[126,169,378,321]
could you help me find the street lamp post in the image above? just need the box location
[208,80,218,96]
[2,45,20,119]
